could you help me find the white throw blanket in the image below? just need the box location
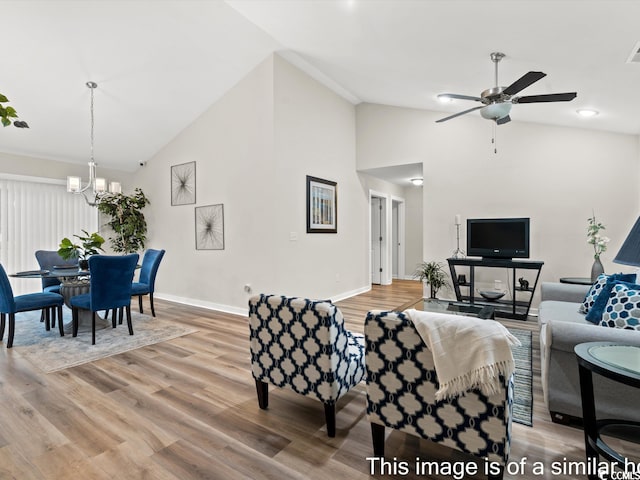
[404,309,521,401]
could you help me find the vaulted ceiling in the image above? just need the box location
[2,1,639,172]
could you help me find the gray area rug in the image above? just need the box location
[8,309,198,373]
[510,328,533,427]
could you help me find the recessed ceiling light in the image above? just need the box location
[437,94,453,103]
[576,109,599,118]
[410,178,423,186]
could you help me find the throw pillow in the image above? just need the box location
[580,273,636,314]
[585,279,640,324]
[600,283,640,331]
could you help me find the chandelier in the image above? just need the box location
[66,81,121,206]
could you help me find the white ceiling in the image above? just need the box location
[2,0,639,174]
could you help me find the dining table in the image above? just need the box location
[11,266,111,333]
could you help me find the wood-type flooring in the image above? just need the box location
[0,280,636,479]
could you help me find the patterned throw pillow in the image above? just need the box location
[600,283,640,331]
[580,273,636,314]
[585,279,640,324]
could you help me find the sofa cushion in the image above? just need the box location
[580,273,636,314]
[600,283,640,331]
[585,279,640,324]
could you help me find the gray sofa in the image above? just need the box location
[538,281,640,424]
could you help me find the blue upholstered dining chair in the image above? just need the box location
[69,254,138,345]
[35,250,78,294]
[0,263,64,348]
[131,249,165,317]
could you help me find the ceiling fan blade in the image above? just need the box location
[496,115,511,125]
[435,105,484,123]
[438,93,483,102]
[515,92,577,103]
[503,71,546,96]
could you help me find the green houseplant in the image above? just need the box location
[58,230,105,269]
[97,188,149,254]
[0,93,28,128]
[413,261,450,299]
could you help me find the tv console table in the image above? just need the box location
[447,257,544,320]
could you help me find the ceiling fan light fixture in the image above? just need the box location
[410,177,423,186]
[576,109,599,118]
[480,102,512,120]
[437,94,453,103]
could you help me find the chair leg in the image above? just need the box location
[7,313,15,348]
[149,293,156,317]
[44,308,51,331]
[111,309,117,328]
[119,307,124,325]
[57,305,64,337]
[255,379,269,409]
[324,403,336,438]
[138,295,143,314]
[125,305,133,335]
[51,307,56,328]
[91,311,96,345]
[72,308,79,337]
[371,423,385,457]
[0,313,5,340]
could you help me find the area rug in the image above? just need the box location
[509,328,533,427]
[9,310,198,373]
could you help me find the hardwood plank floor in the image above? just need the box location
[0,280,635,479]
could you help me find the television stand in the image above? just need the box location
[447,257,544,320]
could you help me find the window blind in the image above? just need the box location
[0,176,98,295]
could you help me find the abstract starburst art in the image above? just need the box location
[171,161,196,205]
[195,204,224,250]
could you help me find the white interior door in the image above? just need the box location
[371,197,382,284]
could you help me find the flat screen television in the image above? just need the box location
[467,217,530,259]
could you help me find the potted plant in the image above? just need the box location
[97,188,149,254]
[413,261,450,300]
[58,230,105,270]
[0,92,29,128]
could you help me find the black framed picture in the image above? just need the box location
[306,175,337,233]
[195,204,224,250]
[171,161,196,205]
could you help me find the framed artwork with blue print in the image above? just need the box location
[171,161,196,206]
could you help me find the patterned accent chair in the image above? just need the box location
[248,294,366,437]
[365,310,513,480]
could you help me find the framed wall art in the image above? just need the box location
[306,175,337,233]
[171,161,196,205]
[195,204,224,250]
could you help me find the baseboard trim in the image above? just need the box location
[155,284,373,318]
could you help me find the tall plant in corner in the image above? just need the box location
[97,188,149,253]
[0,93,29,128]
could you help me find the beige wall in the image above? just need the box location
[356,103,640,305]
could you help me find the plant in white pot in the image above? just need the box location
[413,261,451,300]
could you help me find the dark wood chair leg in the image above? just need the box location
[57,305,64,337]
[7,313,15,348]
[371,423,385,457]
[72,308,79,337]
[255,379,269,409]
[91,311,96,345]
[0,313,5,340]
[149,293,156,317]
[111,309,117,328]
[324,403,336,438]
[51,307,56,328]
[119,307,124,325]
[138,295,143,314]
[126,305,133,335]
[44,308,51,331]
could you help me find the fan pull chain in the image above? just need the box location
[492,122,498,154]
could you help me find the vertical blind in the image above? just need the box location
[0,176,98,295]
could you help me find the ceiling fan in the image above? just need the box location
[435,52,577,125]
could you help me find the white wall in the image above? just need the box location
[357,103,640,305]
[134,54,374,313]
